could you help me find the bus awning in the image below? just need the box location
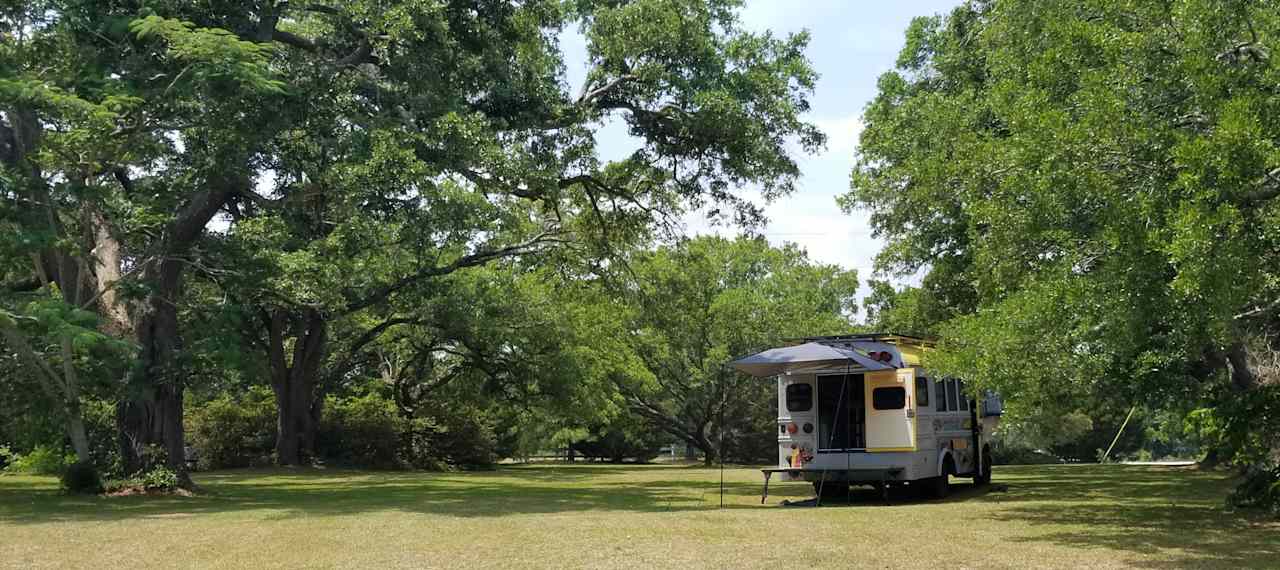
[729,342,893,377]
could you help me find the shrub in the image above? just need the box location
[82,399,122,476]
[1227,464,1280,517]
[4,445,75,475]
[186,386,277,469]
[317,393,406,469]
[60,461,103,494]
[140,465,179,491]
[0,445,14,471]
[571,429,664,464]
[134,443,170,475]
[568,417,665,464]
[318,392,502,470]
[408,404,499,469]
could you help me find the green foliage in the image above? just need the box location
[406,405,499,470]
[81,399,121,476]
[997,411,1094,455]
[186,387,277,470]
[616,235,859,462]
[1227,464,1280,517]
[1187,385,1280,467]
[848,0,1280,473]
[4,445,74,475]
[315,390,502,470]
[0,376,65,464]
[139,465,179,491]
[317,393,407,469]
[568,416,666,463]
[59,461,102,495]
[5,0,827,480]
[129,16,285,95]
[861,280,950,336]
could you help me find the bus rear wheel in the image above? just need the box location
[974,447,993,485]
[925,457,954,500]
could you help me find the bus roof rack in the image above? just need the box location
[790,332,937,347]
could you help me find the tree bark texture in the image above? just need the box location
[267,308,328,466]
[116,183,237,485]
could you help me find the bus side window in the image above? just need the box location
[786,383,813,412]
[872,387,906,410]
[957,380,969,411]
[945,379,959,412]
[935,378,947,412]
[916,377,930,408]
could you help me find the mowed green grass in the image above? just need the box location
[1,463,1276,569]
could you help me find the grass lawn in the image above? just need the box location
[1,463,1276,569]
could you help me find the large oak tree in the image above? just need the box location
[847,0,1280,469]
[2,0,824,477]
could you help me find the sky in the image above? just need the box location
[560,0,961,301]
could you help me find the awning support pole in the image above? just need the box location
[1101,405,1138,463]
[761,471,771,504]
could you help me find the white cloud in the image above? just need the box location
[814,115,864,158]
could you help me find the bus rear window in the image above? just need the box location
[872,387,906,410]
[786,383,813,412]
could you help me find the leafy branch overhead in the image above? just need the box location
[130,16,286,95]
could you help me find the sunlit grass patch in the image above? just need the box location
[1,463,1275,569]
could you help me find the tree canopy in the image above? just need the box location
[2,0,826,483]
[614,235,858,463]
[848,0,1280,468]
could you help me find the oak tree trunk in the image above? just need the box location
[268,309,328,466]
[119,258,192,485]
[115,182,236,486]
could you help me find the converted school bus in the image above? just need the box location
[748,334,1002,503]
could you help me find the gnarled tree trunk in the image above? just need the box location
[267,308,328,466]
[119,257,192,484]
[116,183,237,486]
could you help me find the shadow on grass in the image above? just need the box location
[0,464,769,524]
[980,464,1280,569]
[3,462,1276,569]
[785,479,995,507]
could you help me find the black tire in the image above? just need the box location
[974,447,993,485]
[926,457,954,499]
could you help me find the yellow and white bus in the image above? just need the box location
[751,334,1001,503]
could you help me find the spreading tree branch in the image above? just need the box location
[576,74,637,105]
[342,232,562,314]
[1241,167,1280,204]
